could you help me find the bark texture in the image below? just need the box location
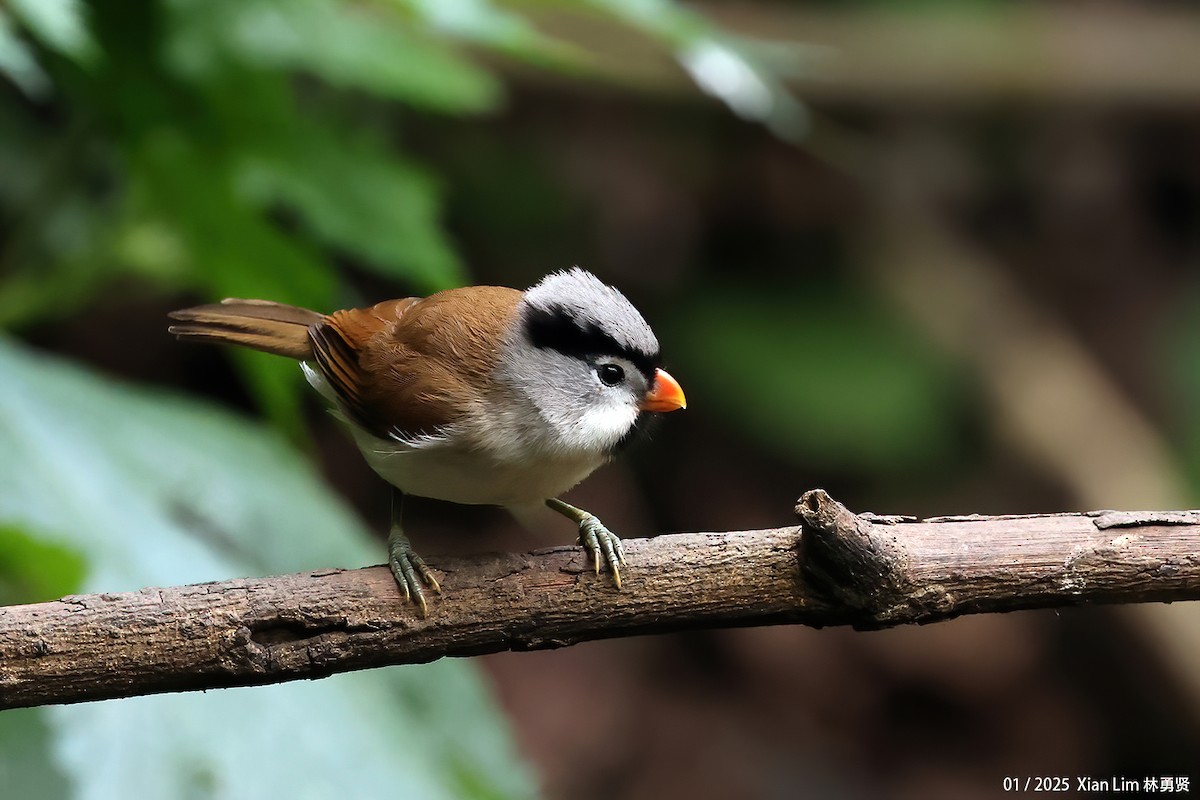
[2,490,1199,710]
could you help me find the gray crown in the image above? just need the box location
[521,268,660,374]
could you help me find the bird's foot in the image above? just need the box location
[576,513,626,590]
[387,527,441,616]
[545,498,628,589]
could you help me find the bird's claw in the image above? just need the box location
[577,515,626,590]
[388,531,441,617]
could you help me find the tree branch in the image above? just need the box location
[3,490,1200,710]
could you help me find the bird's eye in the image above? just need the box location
[598,363,625,386]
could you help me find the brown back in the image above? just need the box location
[310,286,522,440]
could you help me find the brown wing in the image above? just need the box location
[309,286,522,440]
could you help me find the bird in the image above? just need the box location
[168,268,686,613]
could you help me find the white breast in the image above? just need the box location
[349,425,606,506]
[302,360,615,506]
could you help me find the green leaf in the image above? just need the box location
[6,0,94,63]
[0,105,120,331]
[0,524,86,606]
[128,131,339,308]
[400,0,586,71]
[0,11,52,98]
[665,282,963,472]
[1158,285,1200,492]
[0,337,535,800]
[236,124,465,292]
[167,0,502,113]
[124,128,339,434]
[0,708,71,800]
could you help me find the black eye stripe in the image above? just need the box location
[524,304,658,380]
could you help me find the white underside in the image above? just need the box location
[350,424,605,506]
[303,362,608,507]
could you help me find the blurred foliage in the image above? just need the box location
[585,0,812,141]
[0,708,72,800]
[0,524,86,606]
[667,280,963,473]
[1161,287,1200,490]
[8,0,1197,796]
[0,335,534,799]
[0,0,804,432]
[0,1,811,798]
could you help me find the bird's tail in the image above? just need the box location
[168,299,322,360]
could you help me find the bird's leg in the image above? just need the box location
[546,498,626,589]
[388,489,441,615]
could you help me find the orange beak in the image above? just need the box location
[640,368,687,413]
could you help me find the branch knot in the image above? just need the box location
[796,489,915,628]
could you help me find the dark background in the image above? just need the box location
[4,2,1200,798]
